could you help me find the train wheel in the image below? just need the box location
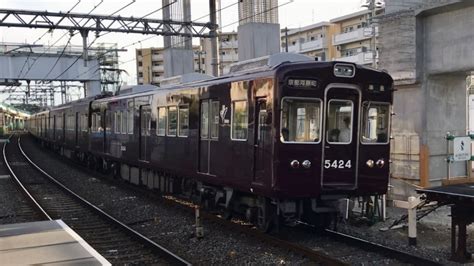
[256,196,277,233]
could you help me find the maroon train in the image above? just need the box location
[27,54,393,229]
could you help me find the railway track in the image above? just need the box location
[4,135,190,265]
[0,135,46,224]
[21,134,442,265]
[322,229,440,265]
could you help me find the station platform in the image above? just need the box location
[0,220,110,265]
[418,183,474,262]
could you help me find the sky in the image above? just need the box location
[0,0,365,86]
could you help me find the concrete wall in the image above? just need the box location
[390,84,423,180]
[163,48,195,78]
[424,74,467,184]
[379,1,473,191]
[378,9,418,83]
[237,22,280,61]
[422,4,474,75]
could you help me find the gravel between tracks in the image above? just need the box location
[21,135,467,265]
[0,141,45,225]
[21,136,311,265]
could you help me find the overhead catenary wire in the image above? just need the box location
[59,0,291,87]
[42,34,74,80]
[17,0,88,79]
[76,0,241,79]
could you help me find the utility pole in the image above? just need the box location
[285,27,289,52]
[209,0,219,76]
[362,0,384,69]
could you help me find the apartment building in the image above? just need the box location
[136,46,202,85]
[280,22,337,62]
[330,9,380,67]
[200,31,239,75]
[135,9,384,84]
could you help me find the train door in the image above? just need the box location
[253,98,268,183]
[198,99,219,175]
[321,85,360,190]
[139,105,151,161]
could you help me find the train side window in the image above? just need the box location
[121,111,127,134]
[157,107,166,136]
[82,114,88,132]
[200,101,209,139]
[231,100,248,140]
[326,100,353,144]
[281,97,321,143]
[211,101,219,139]
[361,102,390,144]
[178,105,189,137]
[117,112,122,134]
[167,106,177,136]
[114,112,118,133]
[128,109,134,134]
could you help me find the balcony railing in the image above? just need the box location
[333,27,376,46]
[152,65,164,72]
[283,38,325,53]
[221,40,238,49]
[151,54,163,61]
[336,51,374,65]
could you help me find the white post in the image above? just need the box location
[408,196,417,245]
[195,206,204,238]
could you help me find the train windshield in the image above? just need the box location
[361,102,390,144]
[326,100,353,144]
[281,98,321,143]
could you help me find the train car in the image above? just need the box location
[29,53,393,230]
[0,104,29,135]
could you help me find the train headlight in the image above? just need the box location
[302,160,311,169]
[366,159,375,168]
[290,160,300,169]
[334,63,355,78]
[376,159,385,168]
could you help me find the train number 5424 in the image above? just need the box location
[324,160,352,169]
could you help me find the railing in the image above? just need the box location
[333,27,375,46]
[336,51,374,65]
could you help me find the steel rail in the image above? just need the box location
[2,134,51,220]
[324,229,441,266]
[16,135,191,266]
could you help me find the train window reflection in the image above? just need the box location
[361,102,389,144]
[201,101,209,139]
[211,101,219,139]
[167,106,177,136]
[231,100,248,140]
[178,106,189,137]
[326,100,353,144]
[157,107,166,136]
[281,98,321,143]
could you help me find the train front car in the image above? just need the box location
[272,61,393,228]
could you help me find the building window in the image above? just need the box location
[231,100,248,140]
[178,106,189,137]
[157,107,166,136]
[167,106,177,136]
[138,72,143,78]
[138,61,143,66]
[137,50,142,56]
